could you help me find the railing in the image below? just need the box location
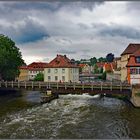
[0,81,131,91]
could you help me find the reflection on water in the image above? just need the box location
[0,91,140,139]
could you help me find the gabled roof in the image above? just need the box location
[121,44,140,56]
[46,55,79,68]
[28,62,48,68]
[103,62,116,72]
[127,50,140,67]
[127,56,140,67]
[78,64,88,68]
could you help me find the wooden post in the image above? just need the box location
[110,81,112,91]
[25,81,26,89]
[38,82,40,89]
[5,81,7,88]
[32,81,33,89]
[65,83,67,89]
[57,82,59,89]
[11,81,13,88]
[91,83,93,90]
[101,82,102,91]
[120,82,122,91]
[18,81,20,88]
[82,83,84,90]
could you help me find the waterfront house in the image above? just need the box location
[126,49,140,84]
[28,62,48,80]
[78,63,91,74]
[17,66,29,81]
[44,54,79,82]
[120,44,140,82]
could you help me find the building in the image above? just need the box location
[17,66,29,81]
[78,63,92,74]
[121,44,140,82]
[18,62,48,81]
[127,49,140,84]
[44,55,79,82]
[28,62,48,80]
[103,62,116,73]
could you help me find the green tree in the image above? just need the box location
[0,34,24,81]
[94,64,99,74]
[90,57,97,65]
[34,73,44,81]
[98,57,107,62]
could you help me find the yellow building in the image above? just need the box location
[120,44,140,82]
[17,66,29,81]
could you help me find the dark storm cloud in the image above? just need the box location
[0,18,50,44]
[99,24,140,39]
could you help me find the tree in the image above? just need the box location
[90,57,97,65]
[106,53,114,62]
[94,64,99,74]
[98,57,107,62]
[0,34,25,81]
[34,73,44,81]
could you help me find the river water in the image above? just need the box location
[0,90,140,139]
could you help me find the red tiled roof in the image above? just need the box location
[28,62,48,68]
[133,48,140,57]
[19,66,28,69]
[121,44,140,56]
[103,62,116,72]
[78,64,87,68]
[96,62,105,68]
[46,55,79,68]
[127,55,140,67]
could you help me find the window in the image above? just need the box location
[136,57,140,63]
[62,76,65,81]
[130,68,139,74]
[48,68,51,73]
[62,68,65,73]
[48,76,51,81]
[55,69,58,73]
[55,76,58,81]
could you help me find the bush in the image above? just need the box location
[34,73,44,81]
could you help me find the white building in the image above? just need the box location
[44,55,79,82]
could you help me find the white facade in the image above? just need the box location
[28,70,44,80]
[130,67,140,85]
[44,68,79,82]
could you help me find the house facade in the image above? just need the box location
[127,49,140,84]
[28,62,48,80]
[17,66,29,81]
[44,55,79,82]
[18,62,48,81]
[78,64,92,74]
[120,44,140,82]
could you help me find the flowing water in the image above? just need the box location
[0,91,140,139]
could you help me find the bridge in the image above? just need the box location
[0,81,131,96]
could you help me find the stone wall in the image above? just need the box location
[131,85,140,107]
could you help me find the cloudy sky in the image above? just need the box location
[0,1,140,64]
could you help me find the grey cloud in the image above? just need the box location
[0,17,49,44]
[57,49,77,54]
[98,24,140,39]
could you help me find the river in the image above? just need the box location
[0,90,140,139]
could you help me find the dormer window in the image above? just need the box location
[136,57,140,63]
